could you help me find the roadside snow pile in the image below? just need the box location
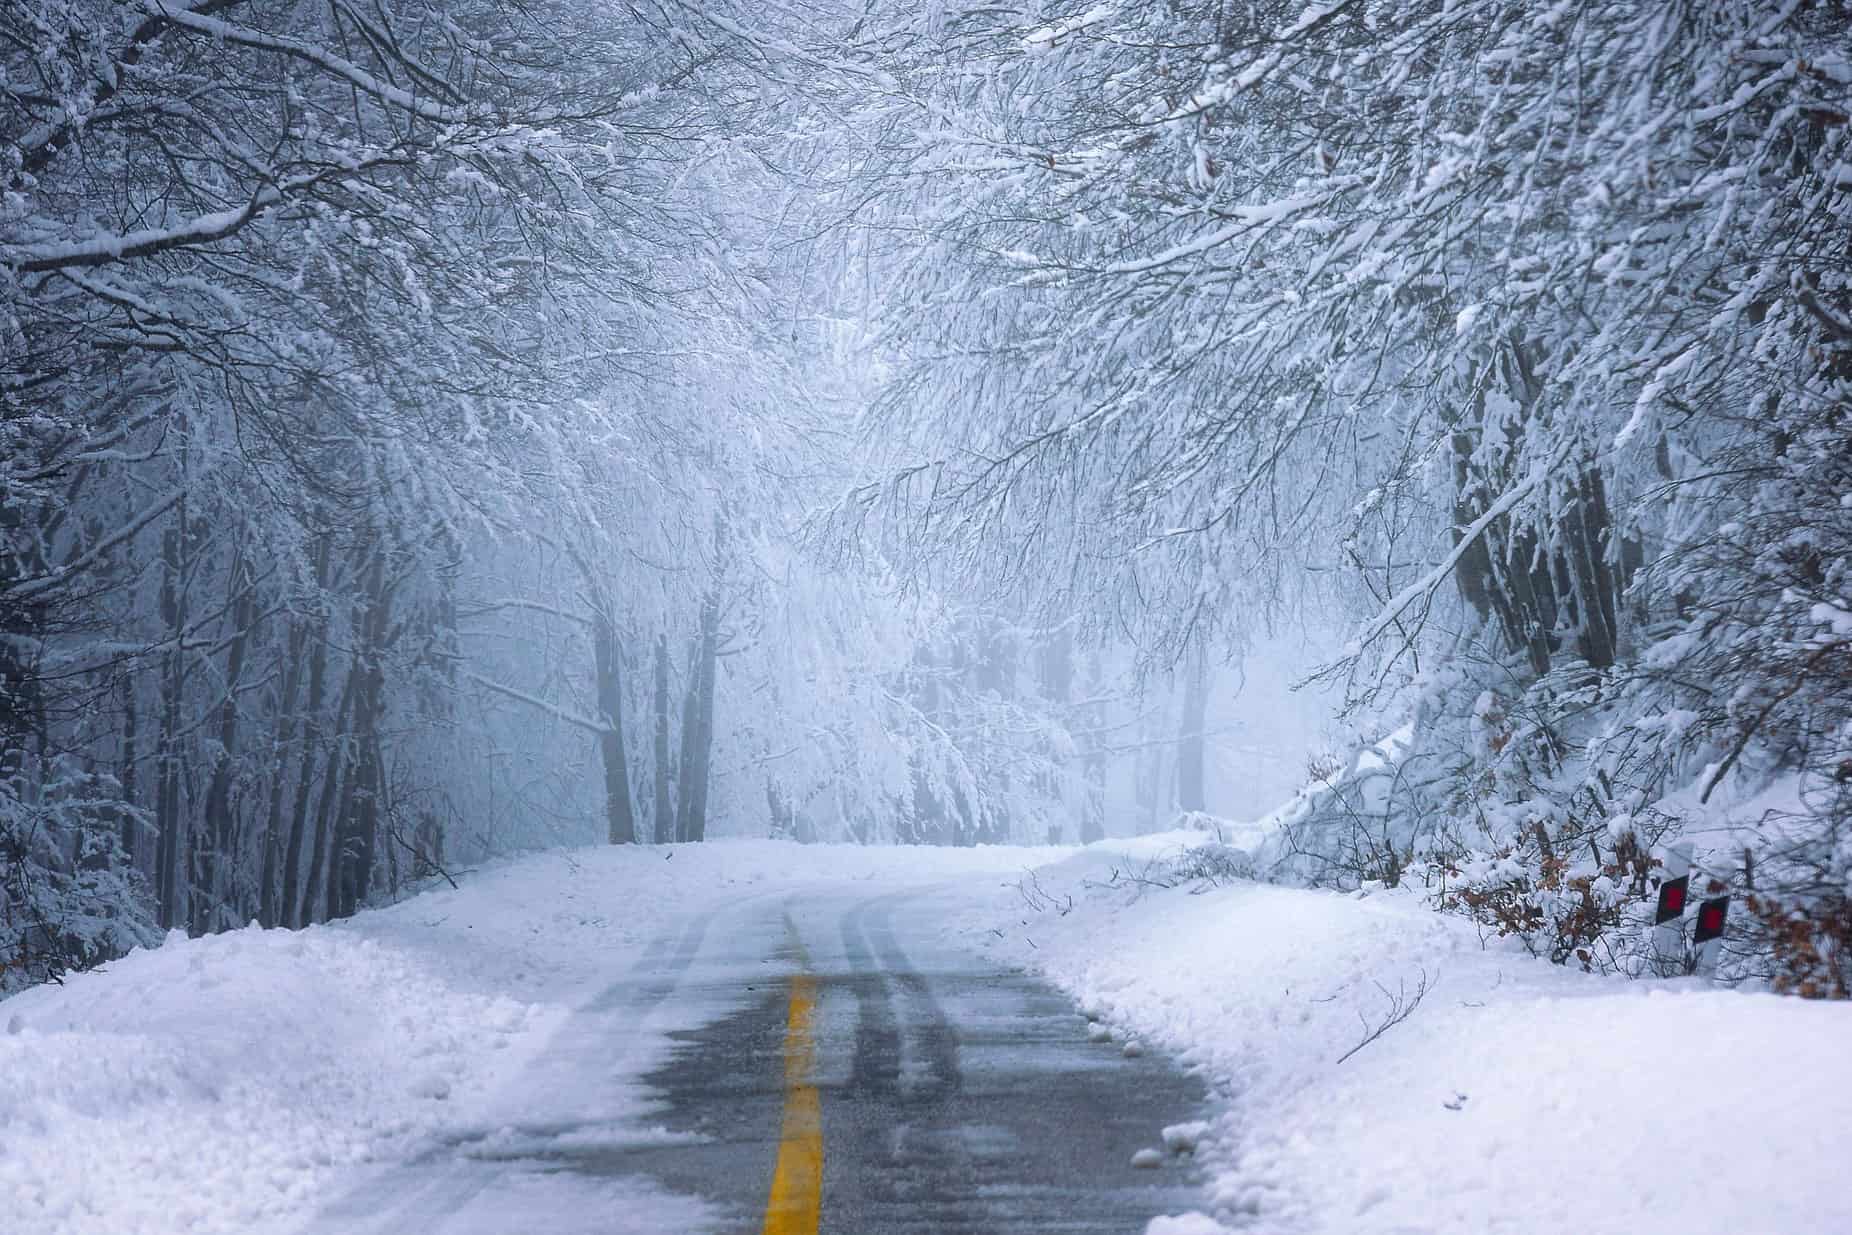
[0,839,1057,1235]
[0,923,542,1235]
[969,838,1852,1235]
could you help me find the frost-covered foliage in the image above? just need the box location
[1,761,157,992]
[3,0,724,963]
[843,1,1852,989]
[8,0,1848,994]
[1,0,1124,995]
[877,611,1093,846]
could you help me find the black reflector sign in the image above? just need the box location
[1693,896,1729,945]
[1654,875,1690,926]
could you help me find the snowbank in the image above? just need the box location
[962,840,1852,1235]
[0,923,538,1233]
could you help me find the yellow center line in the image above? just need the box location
[763,931,822,1235]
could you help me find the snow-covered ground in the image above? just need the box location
[0,841,1053,1235]
[952,835,1852,1235]
[3,834,1847,1235]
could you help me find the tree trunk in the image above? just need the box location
[258,615,310,928]
[1450,337,1627,678]
[674,634,698,842]
[199,546,258,931]
[674,590,720,843]
[691,591,720,842]
[767,779,794,838]
[154,520,187,931]
[302,657,356,928]
[335,549,389,918]
[1562,464,1621,670]
[119,672,140,868]
[0,490,48,780]
[591,608,637,844]
[281,538,334,929]
[652,632,673,843]
[1177,639,1208,815]
[1079,651,1106,844]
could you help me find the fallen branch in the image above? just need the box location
[1017,870,1073,916]
[1335,967,1431,1065]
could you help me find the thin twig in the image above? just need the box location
[1335,968,1431,1064]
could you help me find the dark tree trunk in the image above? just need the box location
[119,672,140,867]
[258,615,310,928]
[303,659,356,928]
[591,608,636,844]
[199,547,258,930]
[0,490,48,779]
[335,549,389,918]
[1450,338,1627,677]
[1562,465,1621,670]
[154,520,187,931]
[281,538,334,929]
[1455,451,1625,677]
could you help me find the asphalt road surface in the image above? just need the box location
[307,887,1208,1234]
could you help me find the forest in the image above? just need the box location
[3,0,1848,999]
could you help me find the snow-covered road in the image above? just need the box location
[298,879,1209,1234]
[4,837,1849,1235]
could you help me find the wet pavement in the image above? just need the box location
[302,887,1209,1234]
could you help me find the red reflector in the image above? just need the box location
[1655,875,1692,925]
[1694,895,1731,944]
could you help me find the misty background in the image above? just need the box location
[4,0,1847,997]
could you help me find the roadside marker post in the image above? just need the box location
[1651,841,1693,975]
[1692,895,1730,976]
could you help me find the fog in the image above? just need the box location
[4,0,1847,1003]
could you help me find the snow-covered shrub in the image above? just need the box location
[1430,809,1659,971]
[0,762,157,993]
[1747,888,1851,1001]
[1083,842,1255,896]
[1265,599,1849,985]
[1171,810,1240,843]
[1163,842,1255,888]
[1642,406,1852,994]
[1260,723,1425,889]
[1257,646,1738,976]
